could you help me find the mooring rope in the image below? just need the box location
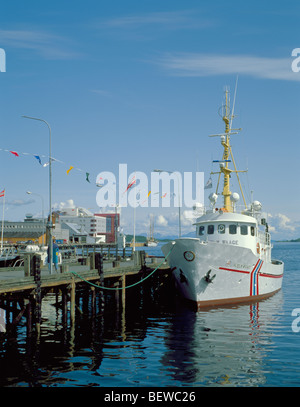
[69,242,175,291]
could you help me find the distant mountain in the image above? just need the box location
[154,231,196,240]
[125,234,147,243]
[276,238,300,242]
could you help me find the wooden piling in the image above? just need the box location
[33,255,42,336]
[95,253,105,314]
[121,274,126,311]
[27,298,32,335]
[62,287,68,326]
[91,287,96,317]
[70,277,76,326]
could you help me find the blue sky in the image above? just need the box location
[0,0,300,239]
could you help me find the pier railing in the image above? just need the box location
[1,242,135,268]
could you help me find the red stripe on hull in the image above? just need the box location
[259,273,283,279]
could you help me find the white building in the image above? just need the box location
[59,206,106,242]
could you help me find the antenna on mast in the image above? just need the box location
[230,75,239,129]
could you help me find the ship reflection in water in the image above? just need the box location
[161,292,284,386]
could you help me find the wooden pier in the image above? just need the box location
[0,249,171,336]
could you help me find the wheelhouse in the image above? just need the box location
[194,212,260,254]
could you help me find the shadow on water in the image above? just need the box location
[0,242,293,387]
[0,269,288,387]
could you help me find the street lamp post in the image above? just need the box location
[26,191,45,246]
[22,116,53,273]
[154,169,181,238]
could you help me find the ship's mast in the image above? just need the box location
[209,87,247,212]
[221,89,232,212]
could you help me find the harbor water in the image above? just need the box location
[0,242,300,387]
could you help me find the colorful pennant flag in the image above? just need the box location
[0,189,5,197]
[10,151,19,157]
[34,155,42,165]
[124,175,136,192]
[204,178,213,189]
[141,190,151,204]
[66,166,74,175]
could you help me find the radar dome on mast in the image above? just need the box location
[252,200,262,211]
[230,192,240,203]
[209,193,218,204]
[230,192,240,212]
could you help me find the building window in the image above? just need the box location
[218,224,225,234]
[229,225,237,234]
[240,225,248,235]
[207,225,214,234]
[199,226,205,236]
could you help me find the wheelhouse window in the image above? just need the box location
[199,226,205,236]
[207,225,214,234]
[251,226,255,236]
[240,225,248,235]
[229,225,237,234]
[218,224,225,234]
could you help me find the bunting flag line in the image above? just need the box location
[0,148,167,201]
[1,146,95,185]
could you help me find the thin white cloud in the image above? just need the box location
[0,29,81,60]
[98,10,214,31]
[157,53,300,81]
[90,89,114,98]
[7,198,35,207]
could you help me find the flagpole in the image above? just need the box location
[133,172,136,252]
[133,199,136,252]
[22,116,53,274]
[1,190,5,253]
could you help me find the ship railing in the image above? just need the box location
[258,231,271,247]
[194,204,258,216]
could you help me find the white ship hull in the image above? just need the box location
[162,238,284,309]
[145,240,158,247]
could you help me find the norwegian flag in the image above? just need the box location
[0,189,5,198]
